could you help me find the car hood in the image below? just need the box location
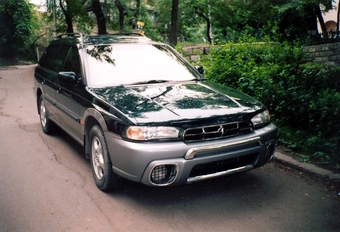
[91,81,265,124]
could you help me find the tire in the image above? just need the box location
[38,95,54,134]
[89,125,122,192]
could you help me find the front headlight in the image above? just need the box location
[251,110,270,128]
[124,126,180,141]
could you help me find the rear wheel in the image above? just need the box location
[89,125,122,191]
[38,95,54,134]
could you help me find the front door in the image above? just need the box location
[55,46,83,143]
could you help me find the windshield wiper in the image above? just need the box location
[126,78,205,86]
[191,77,207,81]
[129,80,169,85]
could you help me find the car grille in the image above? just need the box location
[183,121,253,142]
[189,153,258,178]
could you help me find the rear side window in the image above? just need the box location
[39,44,71,73]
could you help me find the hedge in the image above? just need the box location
[195,41,340,167]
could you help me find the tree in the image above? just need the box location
[59,0,74,33]
[92,0,107,34]
[216,0,333,42]
[22,0,340,54]
[315,4,328,39]
[44,0,93,35]
[154,0,172,42]
[338,0,340,37]
[155,0,228,44]
[0,0,34,58]
[192,0,213,44]
[135,0,141,20]
[170,0,179,47]
[114,0,125,32]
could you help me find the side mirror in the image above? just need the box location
[58,72,77,85]
[195,66,204,74]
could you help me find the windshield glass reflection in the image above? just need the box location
[86,44,198,88]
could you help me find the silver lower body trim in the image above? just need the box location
[187,164,254,184]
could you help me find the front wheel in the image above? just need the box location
[89,125,122,191]
[38,95,54,134]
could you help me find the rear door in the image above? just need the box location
[35,44,70,122]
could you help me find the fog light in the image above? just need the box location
[266,143,275,162]
[150,165,178,186]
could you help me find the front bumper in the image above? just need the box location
[105,123,277,186]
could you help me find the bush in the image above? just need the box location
[0,0,33,59]
[197,41,340,167]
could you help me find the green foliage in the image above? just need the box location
[134,2,161,41]
[197,38,340,167]
[28,0,335,48]
[0,0,33,58]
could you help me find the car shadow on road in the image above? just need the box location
[52,125,279,212]
[37,126,340,232]
[112,166,276,208]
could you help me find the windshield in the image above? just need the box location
[85,43,199,87]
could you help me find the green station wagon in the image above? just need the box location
[34,33,277,192]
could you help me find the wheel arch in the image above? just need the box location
[83,108,108,158]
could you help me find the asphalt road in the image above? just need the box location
[0,65,339,232]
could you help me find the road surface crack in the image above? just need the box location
[0,88,9,116]
[38,132,59,162]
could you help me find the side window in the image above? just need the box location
[39,44,59,70]
[39,44,70,73]
[63,46,81,77]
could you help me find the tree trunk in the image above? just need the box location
[170,0,179,47]
[336,1,340,39]
[135,0,141,19]
[207,0,213,44]
[92,0,107,35]
[194,7,213,44]
[315,5,328,39]
[114,0,124,32]
[60,0,74,33]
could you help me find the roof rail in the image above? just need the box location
[55,33,85,39]
[109,32,146,37]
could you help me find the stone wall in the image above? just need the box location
[181,44,210,62]
[303,43,340,66]
[182,43,340,66]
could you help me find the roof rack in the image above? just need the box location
[55,32,146,39]
[108,32,146,37]
[55,33,85,39]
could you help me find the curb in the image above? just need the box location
[272,151,340,182]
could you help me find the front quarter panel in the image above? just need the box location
[83,107,109,155]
